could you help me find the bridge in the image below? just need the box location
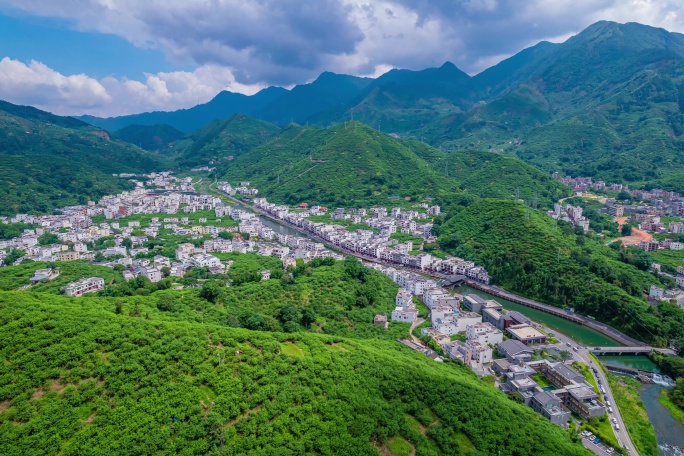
[591,346,677,356]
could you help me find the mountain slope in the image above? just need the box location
[425,21,684,190]
[255,72,373,125]
[0,100,163,214]
[0,291,591,456]
[435,199,682,345]
[219,121,568,208]
[314,62,478,134]
[79,86,288,133]
[114,123,184,151]
[173,113,280,168]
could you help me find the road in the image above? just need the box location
[210,188,640,454]
[536,323,638,455]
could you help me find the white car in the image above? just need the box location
[607,447,615,454]
[612,418,618,424]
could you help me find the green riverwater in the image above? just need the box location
[457,286,620,347]
[596,355,660,372]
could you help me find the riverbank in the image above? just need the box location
[607,374,658,456]
[658,390,684,426]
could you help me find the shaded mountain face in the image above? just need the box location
[78,86,288,133]
[114,124,185,150]
[0,100,163,214]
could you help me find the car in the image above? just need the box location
[615,424,620,431]
[593,438,601,445]
[594,347,600,350]
[587,434,595,440]
[605,400,611,406]
[608,406,613,413]
[581,431,589,437]
[573,346,579,351]
[566,342,571,347]
[612,418,618,424]
[607,447,615,454]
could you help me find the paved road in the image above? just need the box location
[212,189,640,454]
[536,323,638,455]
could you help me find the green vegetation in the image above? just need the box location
[659,387,684,426]
[219,121,568,209]
[580,415,624,455]
[0,290,591,455]
[0,261,122,292]
[572,362,600,395]
[435,199,684,348]
[0,222,36,240]
[173,113,280,168]
[607,374,658,456]
[114,123,184,151]
[533,372,552,388]
[0,100,165,214]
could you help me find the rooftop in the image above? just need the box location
[507,324,546,341]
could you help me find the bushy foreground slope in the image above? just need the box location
[0,292,589,456]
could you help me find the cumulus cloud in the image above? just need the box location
[0,57,260,116]
[4,0,684,115]
[0,57,111,112]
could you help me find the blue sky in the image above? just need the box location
[0,12,184,79]
[0,0,683,117]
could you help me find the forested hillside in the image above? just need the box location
[173,114,280,168]
[218,121,569,208]
[114,124,184,151]
[0,290,591,456]
[0,101,164,214]
[434,199,684,348]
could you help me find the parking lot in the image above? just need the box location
[581,430,626,455]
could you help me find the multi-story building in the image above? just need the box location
[62,277,105,297]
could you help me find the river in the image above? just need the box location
[639,384,684,456]
[457,285,620,347]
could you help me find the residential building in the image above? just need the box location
[465,322,503,346]
[391,306,418,323]
[62,277,105,297]
[498,339,534,363]
[530,391,570,426]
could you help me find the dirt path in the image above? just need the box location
[611,217,653,246]
[409,317,425,344]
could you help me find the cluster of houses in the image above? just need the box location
[549,203,590,233]
[245,195,490,283]
[648,279,684,308]
[553,174,629,194]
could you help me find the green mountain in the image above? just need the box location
[78,86,288,133]
[425,21,684,191]
[173,113,280,168]
[316,62,478,135]
[218,121,568,208]
[0,100,163,214]
[256,72,373,125]
[435,199,684,347]
[114,123,184,151]
[0,289,590,455]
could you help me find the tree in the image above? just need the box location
[241,232,250,240]
[621,224,632,236]
[157,294,176,312]
[559,350,573,362]
[218,231,232,240]
[301,308,317,327]
[121,238,133,249]
[38,232,60,246]
[200,280,224,303]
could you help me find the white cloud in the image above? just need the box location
[0,57,111,112]
[0,57,262,117]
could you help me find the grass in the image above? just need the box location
[453,431,476,454]
[386,436,413,456]
[572,361,600,395]
[533,372,553,388]
[405,414,423,434]
[607,374,658,456]
[279,342,304,358]
[659,389,684,426]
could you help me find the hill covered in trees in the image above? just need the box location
[80,21,684,192]
[114,124,184,151]
[0,100,165,214]
[0,287,591,455]
[172,114,280,168]
[434,199,684,349]
[218,121,569,208]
